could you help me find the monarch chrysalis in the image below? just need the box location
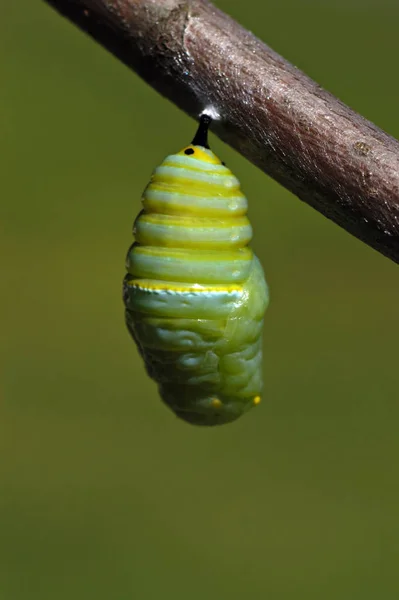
[123,115,269,426]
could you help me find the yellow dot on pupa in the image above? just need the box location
[253,396,261,406]
[211,398,222,408]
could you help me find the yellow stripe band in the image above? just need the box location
[124,277,245,319]
[143,188,247,217]
[134,213,252,249]
[126,244,253,283]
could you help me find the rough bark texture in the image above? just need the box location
[43,0,399,263]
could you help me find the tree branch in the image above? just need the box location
[43,0,399,263]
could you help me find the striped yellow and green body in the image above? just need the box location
[123,118,269,426]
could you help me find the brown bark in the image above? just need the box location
[43,0,399,263]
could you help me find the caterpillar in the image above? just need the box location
[123,115,269,426]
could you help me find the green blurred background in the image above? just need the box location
[1,1,399,598]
